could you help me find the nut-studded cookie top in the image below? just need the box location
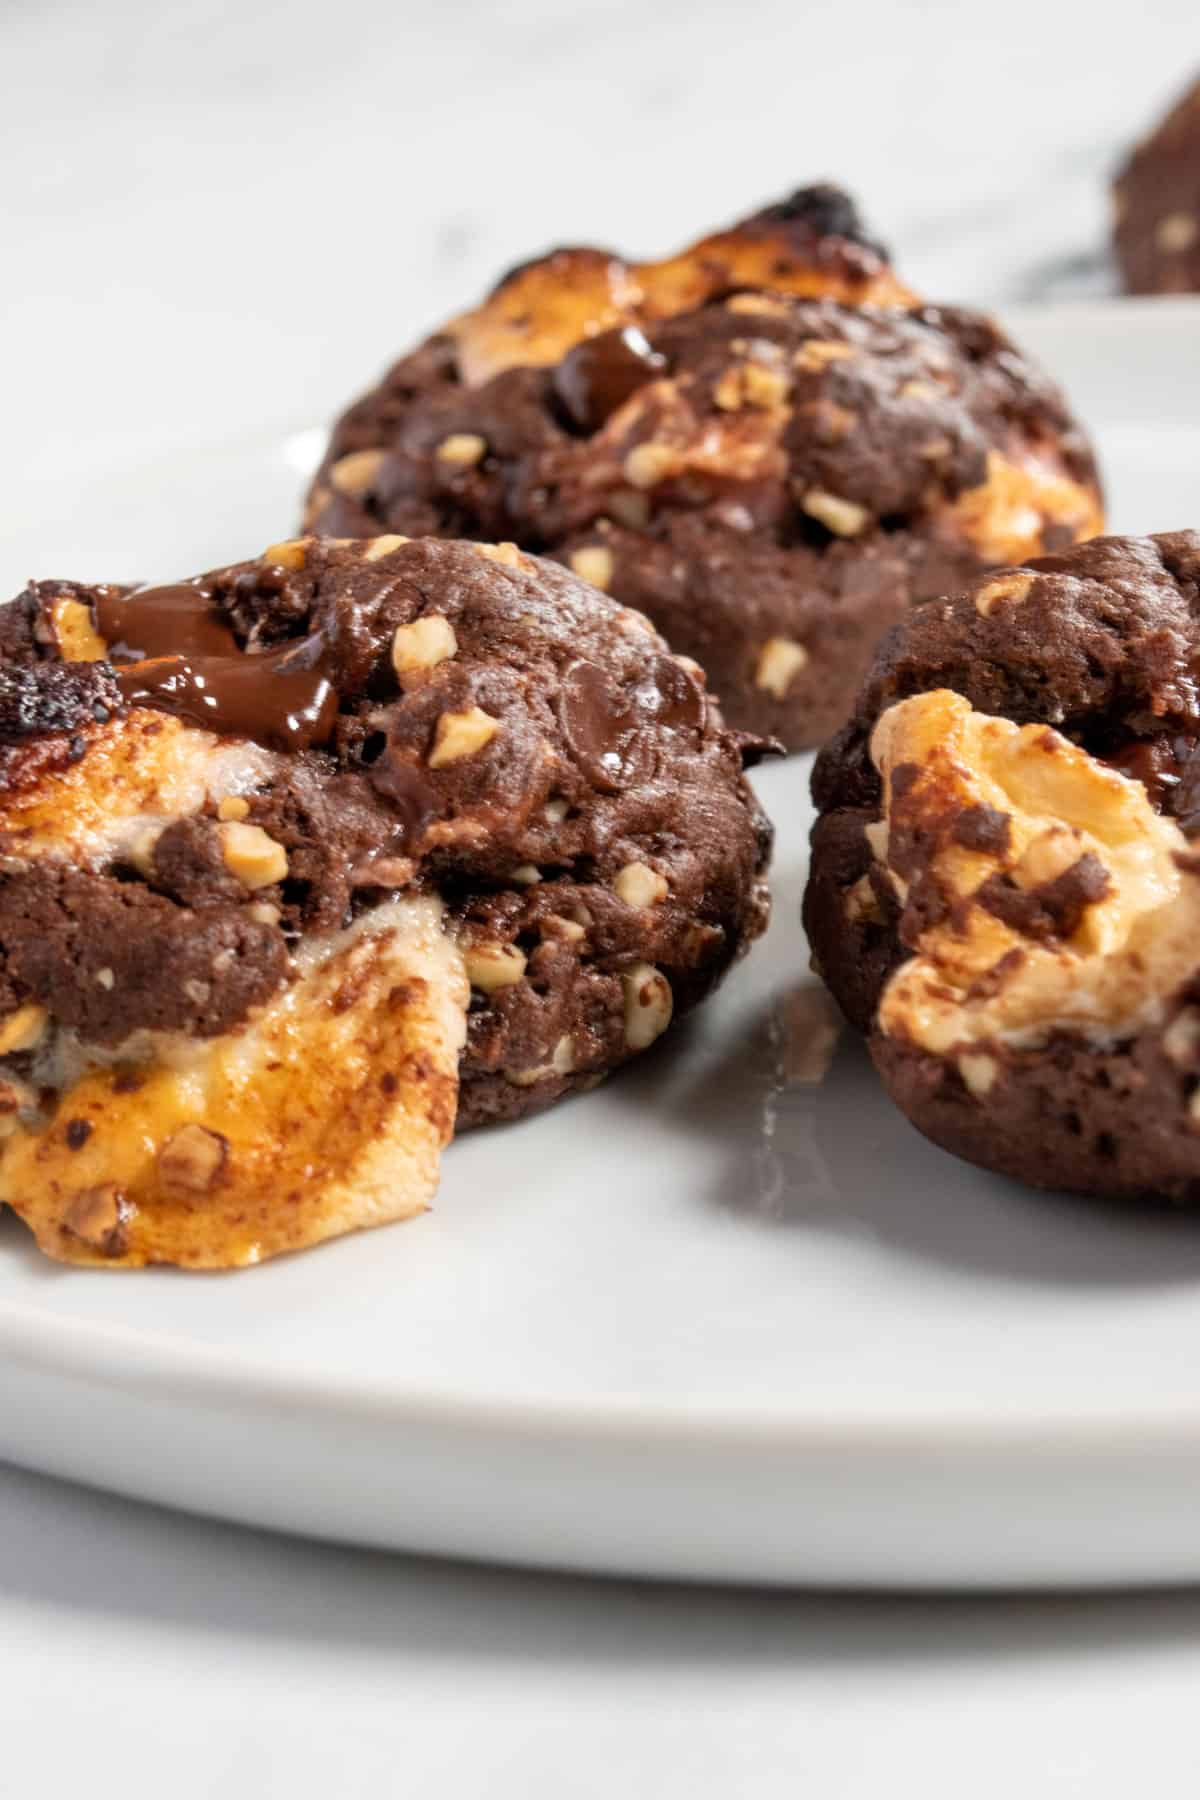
[0,536,770,1263]
[304,187,1102,748]
[310,294,1099,561]
[1114,75,1200,294]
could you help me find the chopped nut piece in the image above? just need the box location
[435,432,487,467]
[793,339,855,372]
[217,795,250,822]
[975,572,1034,617]
[51,597,106,662]
[219,821,289,889]
[249,901,282,925]
[958,1052,999,1097]
[125,823,163,878]
[1157,213,1198,253]
[63,1185,130,1255]
[1164,1009,1200,1066]
[864,819,890,863]
[95,967,115,990]
[544,797,570,823]
[681,921,721,959]
[623,442,677,489]
[613,861,668,908]
[511,863,541,885]
[800,489,870,537]
[622,963,673,1051]
[811,400,857,442]
[263,538,308,572]
[724,292,791,318]
[159,1124,228,1194]
[475,541,523,568]
[844,874,884,926]
[391,613,459,680]
[364,533,411,561]
[569,546,615,591]
[330,449,385,497]
[508,1034,577,1086]
[755,636,809,698]
[713,362,789,410]
[428,705,500,768]
[544,915,586,943]
[618,607,656,637]
[0,1003,48,1056]
[464,942,527,992]
[742,363,789,407]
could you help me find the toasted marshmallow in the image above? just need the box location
[0,899,467,1268]
[868,689,1200,1054]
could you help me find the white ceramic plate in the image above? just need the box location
[3,301,1200,1590]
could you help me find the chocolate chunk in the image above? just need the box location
[95,583,230,662]
[977,854,1110,942]
[552,326,666,432]
[558,659,650,792]
[951,803,1012,854]
[113,637,338,754]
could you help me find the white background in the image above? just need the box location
[3,0,1200,1791]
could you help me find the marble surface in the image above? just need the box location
[4,0,1200,1791]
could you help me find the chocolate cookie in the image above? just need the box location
[0,537,769,1265]
[1114,76,1200,293]
[304,185,1104,750]
[804,531,1200,1206]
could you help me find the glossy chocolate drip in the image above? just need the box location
[115,639,338,753]
[94,584,233,663]
[552,326,666,433]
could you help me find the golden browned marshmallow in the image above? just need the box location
[449,213,915,386]
[0,710,277,869]
[868,689,1200,1055]
[938,449,1105,566]
[0,899,468,1268]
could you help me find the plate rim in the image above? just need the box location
[5,296,1200,1583]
